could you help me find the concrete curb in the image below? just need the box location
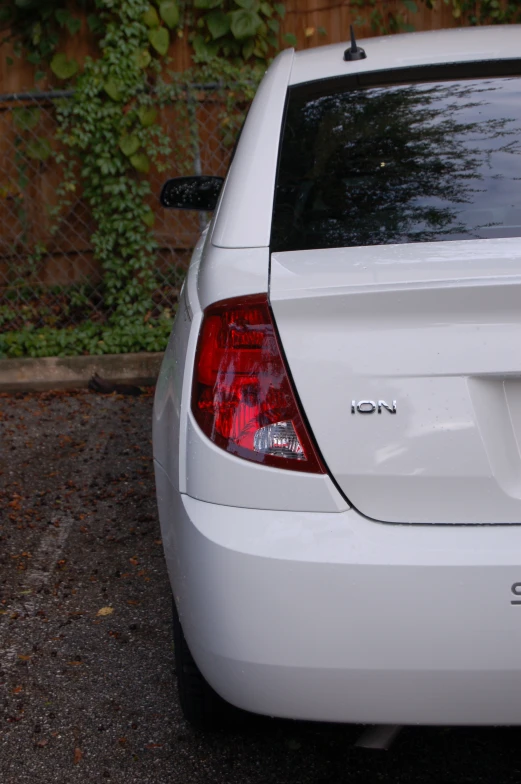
[0,352,164,392]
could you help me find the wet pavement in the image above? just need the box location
[1,389,520,783]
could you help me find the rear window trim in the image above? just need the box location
[285,58,521,104]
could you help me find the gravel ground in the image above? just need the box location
[1,388,521,784]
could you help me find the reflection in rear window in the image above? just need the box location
[271,73,521,252]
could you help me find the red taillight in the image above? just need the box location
[192,294,325,473]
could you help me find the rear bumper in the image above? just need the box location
[155,461,521,725]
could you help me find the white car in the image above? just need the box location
[153,25,521,730]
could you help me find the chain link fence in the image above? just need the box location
[0,86,248,345]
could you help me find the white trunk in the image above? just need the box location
[271,237,521,523]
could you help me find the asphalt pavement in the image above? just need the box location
[1,389,521,784]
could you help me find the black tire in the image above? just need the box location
[172,599,237,730]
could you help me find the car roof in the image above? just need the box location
[289,25,521,85]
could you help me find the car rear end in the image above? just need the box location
[154,26,521,725]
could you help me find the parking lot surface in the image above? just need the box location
[1,389,521,784]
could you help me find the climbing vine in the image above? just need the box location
[191,0,286,62]
[0,0,274,358]
[54,0,174,331]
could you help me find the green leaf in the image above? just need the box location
[283,32,297,46]
[66,16,82,35]
[206,10,231,39]
[135,48,152,68]
[148,27,170,55]
[143,5,160,27]
[267,18,279,32]
[26,137,52,162]
[35,70,46,82]
[194,0,222,7]
[242,38,255,60]
[6,56,14,66]
[318,25,327,35]
[13,107,40,131]
[230,9,262,39]
[130,153,150,173]
[119,135,141,157]
[87,14,104,34]
[104,78,124,101]
[402,0,418,11]
[142,209,155,227]
[192,34,210,59]
[138,106,158,126]
[50,53,79,80]
[159,1,179,29]
[54,8,70,25]
[260,2,272,16]
[274,3,285,18]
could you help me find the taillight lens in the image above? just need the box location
[192,294,325,473]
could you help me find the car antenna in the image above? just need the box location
[343,25,366,61]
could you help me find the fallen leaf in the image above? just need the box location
[96,607,114,617]
[36,738,49,748]
[67,661,83,666]
[129,556,139,566]
[12,685,22,694]
[18,654,32,661]
[73,747,83,764]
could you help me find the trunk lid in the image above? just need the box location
[270,238,521,524]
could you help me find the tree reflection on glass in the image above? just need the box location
[272,77,521,251]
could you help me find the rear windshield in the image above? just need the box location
[271,64,521,252]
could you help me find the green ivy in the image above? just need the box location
[191,0,286,62]
[0,319,173,359]
[0,0,89,80]
[2,0,278,358]
[54,0,174,331]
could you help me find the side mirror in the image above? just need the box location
[160,176,224,211]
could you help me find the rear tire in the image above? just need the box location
[172,599,237,730]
